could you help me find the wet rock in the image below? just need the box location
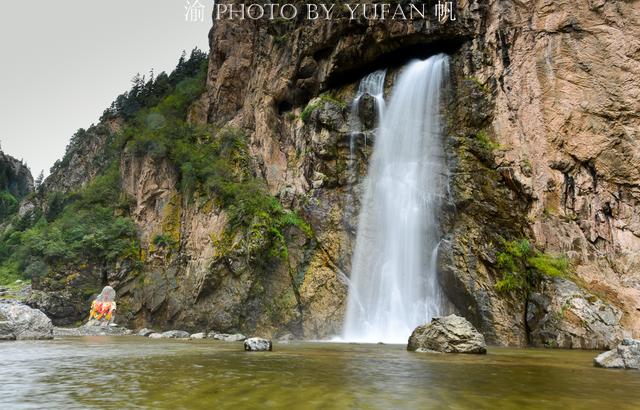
[137,328,156,337]
[529,278,624,349]
[209,332,247,342]
[0,301,53,340]
[190,332,206,339]
[244,337,272,352]
[26,290,81,326]
[594,339,640,370]
[408,315,487,354]
[160,330,191,339]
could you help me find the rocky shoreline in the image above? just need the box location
[3,298,638,368]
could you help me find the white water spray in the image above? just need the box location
[343,55,450,344]
[343,69,387,236]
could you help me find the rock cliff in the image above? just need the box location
[0,150,33,201]
[20,0,640,346]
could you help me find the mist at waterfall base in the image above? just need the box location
[341,55,450,344]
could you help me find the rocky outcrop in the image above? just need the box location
[407,315,487,354]
[26,290,81,326]
[594,339,640,370]
[528,278,623,349]
[244,337,273,352]
[44,121,121,194]
[0,150,33,200]
[0,301,53,340]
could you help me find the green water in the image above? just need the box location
[1,338,639,409]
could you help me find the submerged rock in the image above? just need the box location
[594,339,640,370]
[244,337,272,352]
[209,332,247,342]
[407,315,487,354]
[0,301,53,340]
[137,328,156,337]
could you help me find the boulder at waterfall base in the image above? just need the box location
[244,337,273,351]
[407,315,487,354]
[0,300,53,340]
[594,339,640,370]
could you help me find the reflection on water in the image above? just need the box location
[1,338,639,409]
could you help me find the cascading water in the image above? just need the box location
[343,70,387,236]
[343,54,450,344]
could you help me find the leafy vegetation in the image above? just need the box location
[0,46,310,289]
[0,191,18,222]
[300,93,346,123]
[494,238,569,342]
[0,50,208,286]
[102,48,208,121]
[473,130,500,152]
[0,163,139,286]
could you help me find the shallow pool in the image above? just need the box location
[1,337,639,409]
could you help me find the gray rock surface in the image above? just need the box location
[209,332,247,342]
[407,315,487,354]
[137,328,156,337]
[0,301,53,340]
[148,333,163,339]
[528,278,624,349]
[54,321,132,337]
[244,337,272,352]
[26,289,80,326]
[160,330,190,339]
[594,339,640,370]
[190,332,206,339]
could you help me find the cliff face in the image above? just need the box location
[0,150,33,200]
[29,0,640,345]
[189,0,640,344]
[0,150,33,223]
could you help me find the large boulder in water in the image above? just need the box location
[0,300,53,340]
[407,315,487,354]
[594,339,640,370]
[244,337,273,351]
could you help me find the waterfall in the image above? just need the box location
[343,69,387,237]
[343,54,450,344]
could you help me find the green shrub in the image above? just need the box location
[473,130,500,152]
[0,191,18,222]
[0,162,139,282]
[494,237,569,342]
[152,233,177,248]
[300,93,345,123]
